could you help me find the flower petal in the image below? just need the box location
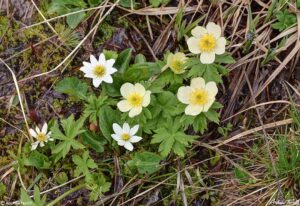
[134,83,146,96]
[129,125,139,136]
[106,59,115,68]
[107,67,117,74]
[130,135,142,143]
[118,140,126,146]
[98,53,105,63]
[103,75,113,83]
[187,37,201,54]
[203,98,215,112]
[123,123,130,133]
[92,78,102,88]
[129,107,142,117]
[205,82,218,97]
[120,83,135,98]
[191,26,207,38]
[191,77,206,89]
[117,100,132,112]
[29,128,37,137]
[206,22,221,38]
[166,53,174,67]
[113,123,123,135]
[35,126,41,134]
[41,123,48,134]
[142,91,151,107]
[31,142,39,150]
[111,134,121,141]
[90,54,98,65]
[177,86,191,104]
[185,104,203,116]
[200,52,215,64]
[215,37,226,55]
[40,142,45,147]
[124,142,133,151]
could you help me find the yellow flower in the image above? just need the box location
[117,83,151,117]
[166,52,187,74]
[187,22,226,64]
[177,77,218,116]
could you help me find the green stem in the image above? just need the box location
[46,184,85,206]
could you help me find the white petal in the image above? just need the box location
[106,59,115,68]
[107,67,117,74]
[90,55,98,65]
[215,37,226,55]
[134,83,146,96]
[117,140,126,146]
[187,37,201,54]
[206,22,221,38]
[129,107,142,117]
[80,65,92,74]
[177,86,191,104]
[191,26,207,38]
[41,123,48,134]
[200,52,215,64]
[31,142,39,150]
[130,136,142,143]
[48,138,54,141]
[47,131,52,136]
[203,98,215,112]
[35,127,41,134]
[166,53,174,67]
[99,53,105,63]
[185,104,203,116]
[124,142,133,151]
[111,134,121,141]
[120,83,135,98]
[117,100,132,112]
[113,123,123,135]
[123,123,130,133]
[205,82,218,97]
[142,91,151,107]
[40,142,45,147]
[103,75,113,83]
[191,77,206,90]
[29,128,37,137]
[92,78,102,88]
[129,125,139,136]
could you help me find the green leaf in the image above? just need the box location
[66,12,85,28]
[203,65,222,83]
[119,0,136,8]
[215,53,235,64]
[204,110,220,124]
[81,131,105,153]
[98,106,120,141]
[83,95,108,123]
[20,186,46,206]
[88,174,111,201]
[149,0,170,7]
[72,151,97,181]
[114,48,132,73]
[51,115,85,161]
[127,152,162,174]
[55,77,88,100]
[24,151,51,169]
[272,10,296,31]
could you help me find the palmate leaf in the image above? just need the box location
[127,151,162,174]
[72,151,97,181]
[51,115,85,162]
[151,117,195,157]
[55,77,88,100]
[83,94,108,123]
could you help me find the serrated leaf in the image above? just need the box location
[215,53,235,64]
[204,110,220,124]
[114,48,132,73]
[127,151,162,174]
[55,77,88,100]
[81,131,105,153]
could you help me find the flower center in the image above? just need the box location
[121,133,130,141]
[199,34,216,52]
[36,133,47,142]
[93,65,106,77]
[128,93,143,107]
[190,89,209,105]
[171,60,185,73]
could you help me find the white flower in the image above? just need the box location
[29,123,53,150]
[111,123,142,151]
[187,22,226,64]
[166,52,188,74]
[80,53,117,87]
[117,83,151,117]
[177,77,218,116]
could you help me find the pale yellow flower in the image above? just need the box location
[177,77,218,116]
[166,52,187,74]
[187,22,226,64]
[117,83,151,117]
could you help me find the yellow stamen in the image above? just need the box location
[93,65,106,77]
[190,89,209,105]
[121,133,130,141]
[199,34,216,52]
[36,133,47,142]
[128,93,143,107]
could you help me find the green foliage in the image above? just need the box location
[54,172,68,184]
[24,150,51,169]
[127,151,162,174]
[72,151,97,181]
[151,117,196,157]
[81,131,106,153]
[149,0,170,7]
[83,95,108,123]
[51,115,85,161]
[98,106,120,142]
[114,48,132,73]
[217,123,233,137]
[0,183,6,199]
[20,186,46,206]
[272,10,296,31]
[55,77,88,100]
[87,174,111,201]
